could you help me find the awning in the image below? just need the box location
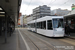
[0,0,22,25]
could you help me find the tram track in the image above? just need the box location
[20,29,57,50]
[25,29,75,50]
[28,30,75,46]
[18,29,38,50]
[21,30,40,50]
[18,28,75,50]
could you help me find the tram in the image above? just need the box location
[27,16,65,37]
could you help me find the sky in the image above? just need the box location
[20,0,75,15]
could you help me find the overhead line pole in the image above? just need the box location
[5,13,7,43]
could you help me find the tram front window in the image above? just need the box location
[53,19,63,28]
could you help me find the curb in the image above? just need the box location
[67,36,75,39]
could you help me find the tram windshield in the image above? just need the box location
[53,19,63,28]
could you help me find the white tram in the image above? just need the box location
[27,16,65,37]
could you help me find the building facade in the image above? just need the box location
[18,13,22,25]
[51,8,70,16]
[71,4,75,10]
[64,9,75,33]
[26,14,34,23]
[23,15,27,26]
[20,15,24,26]
[33,5,51,19]
[18,15,24,27]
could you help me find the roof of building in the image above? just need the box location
[64,9,75,16]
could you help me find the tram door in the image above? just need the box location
[52,18,64,36]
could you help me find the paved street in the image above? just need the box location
[0,28,75,50]
[1,0,75,50]
[17,28,75,50]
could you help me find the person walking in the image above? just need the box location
[65,24,70,36]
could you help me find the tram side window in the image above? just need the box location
[34,23,35,28]
[39,22,40,28]
[41,22,43,29]
[41,22,42,29]
[40,22,42,29]
[37,22,39,28]
[29,24,30,27]
[27,24,29,27]
[33,23,35,28]
[32,23,34,28]
[44,21,46,29]
[42,21,46,29]
[37,22,41,28]
[31,23,33,28]
[31,24,32,28]
[47,20,53,30]
[31,23,32,28]
[29,24,31,27]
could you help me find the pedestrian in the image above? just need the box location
[65,24,70,36]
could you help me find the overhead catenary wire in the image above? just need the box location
[24,0,70,15]
[48,0,56,6]
[40,0,56,7]
[48,0,70,7]
[25,0,32,15]
[59,0,70,7]
[48,0,52,5]
[48,0,70,10]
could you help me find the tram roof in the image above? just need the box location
[28,16,63,24]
